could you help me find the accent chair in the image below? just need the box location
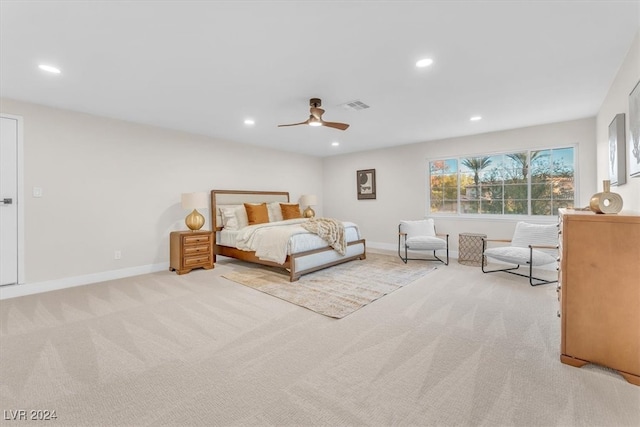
[398,219,449,265]
[482,221,559,286]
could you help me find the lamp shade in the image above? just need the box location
[301,194,317,206]
[181,192,208,210]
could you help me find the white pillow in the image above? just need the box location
[267,202,284,222]
[219,206,239,229]
[219,205,249,230]
[234,205,249,229]
[511,222,558,255]
[399,219,436,238]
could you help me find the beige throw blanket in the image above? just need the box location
[301,218,347,255]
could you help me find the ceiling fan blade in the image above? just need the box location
[310,107,324,120]
[279,98,350,131]
[322,121,350,131]
[277,120,310,127]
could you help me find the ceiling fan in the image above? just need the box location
[278,98,350,131]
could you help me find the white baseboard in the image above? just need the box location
[0,262,169,300]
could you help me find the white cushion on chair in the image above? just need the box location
[484,246,556,266]
[511,222,558,256]
[400,219,436,237]
[406,236,447,250]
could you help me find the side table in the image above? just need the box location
[458,232,487,266]
[169,230,214,274]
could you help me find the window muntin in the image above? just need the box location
[428,147,575,216]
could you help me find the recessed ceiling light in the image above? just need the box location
[470,116,482,121]
[244,119,255,126]
[415,58,433,68]
[38,64,61,74]
[331,142,340,147]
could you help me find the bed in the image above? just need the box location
[211,190,366,281]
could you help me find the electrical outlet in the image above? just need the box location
[114,250,121,260]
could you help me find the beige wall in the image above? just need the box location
[3,28,638,292]
[322,118,597,252]
[0,99,323,285]
[596,30,640,211]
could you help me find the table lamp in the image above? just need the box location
[181,192,208,231]
[300,194,317,218]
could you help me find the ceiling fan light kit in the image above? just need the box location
[279,98,350,131]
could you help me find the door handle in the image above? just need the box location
[0,198,13,205]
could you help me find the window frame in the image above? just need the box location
[427,144,578,219]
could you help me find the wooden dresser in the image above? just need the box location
[169,230,214,275]
[558,209,640,385]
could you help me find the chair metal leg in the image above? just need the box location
[398,226,448,265]
[401,250,448,265]
[482,262,556,286]
[398,232,408,263]
[481,241,556,286]
[398,244,408,263]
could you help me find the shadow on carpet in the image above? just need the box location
[222,253,437,318]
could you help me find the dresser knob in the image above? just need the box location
[557,310,561,318]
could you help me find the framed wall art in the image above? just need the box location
[629,80,640,178]
[357,169,376,199]
[608,113,626,186]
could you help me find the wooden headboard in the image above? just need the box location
[210,190,289,231]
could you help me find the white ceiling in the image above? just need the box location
[1,1,639,157]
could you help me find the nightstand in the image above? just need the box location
[169,230,214,274]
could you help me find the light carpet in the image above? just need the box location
[1,254,639,426]
[221,253,437,318]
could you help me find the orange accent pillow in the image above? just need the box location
[280,203,302,220]
[244,203,269,225]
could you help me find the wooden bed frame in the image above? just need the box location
[211,190,366,281]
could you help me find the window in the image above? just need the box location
[429,147,575,216]
[430,159,458,213]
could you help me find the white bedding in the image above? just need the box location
[217,218,361,264]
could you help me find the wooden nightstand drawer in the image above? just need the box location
[184,254,211,266]
[184,244,210,255]
[170,231,214,275]
[183,234,211,245]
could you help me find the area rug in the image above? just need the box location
[222,253,437,318]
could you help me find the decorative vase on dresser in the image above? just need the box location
[169,230,214,275]
[557,208,640,385]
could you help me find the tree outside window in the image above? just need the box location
[428,147,574,216]
[430,159,458,213]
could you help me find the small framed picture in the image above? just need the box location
[608,113,626,186]
[357,169,376,200]
[629,80,640,178]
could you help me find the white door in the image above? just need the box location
[1,116,19,286]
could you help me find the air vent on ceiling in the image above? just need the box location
[340,100,370,111]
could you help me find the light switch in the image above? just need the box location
[33,187,42,198]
